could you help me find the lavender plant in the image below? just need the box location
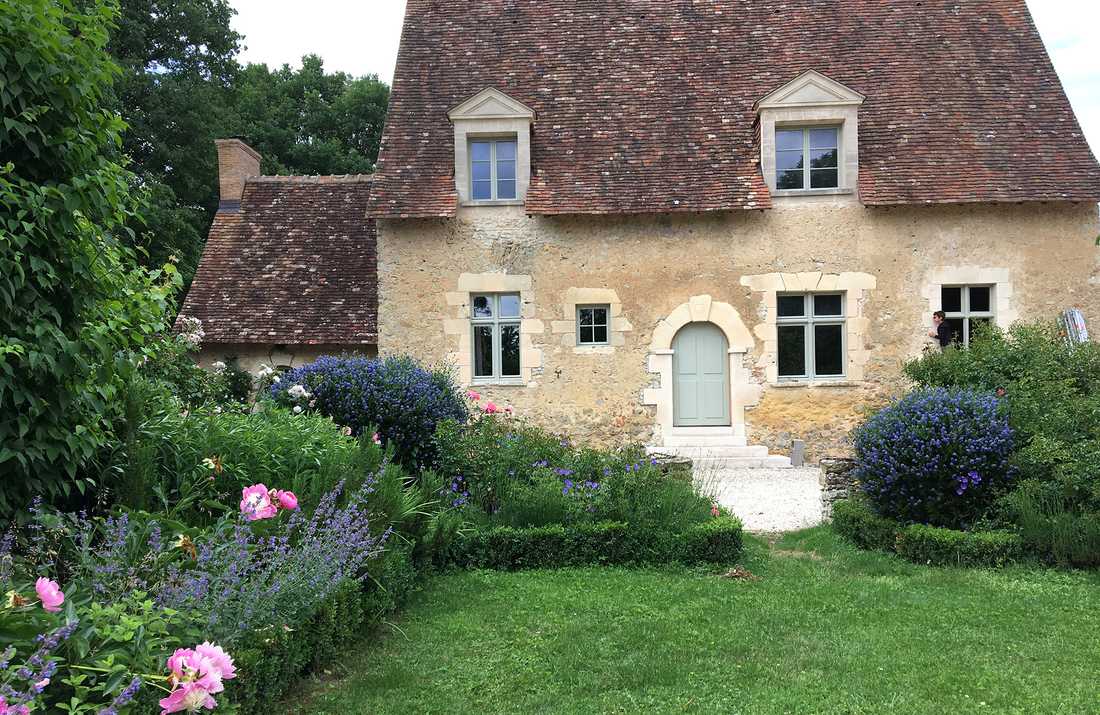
[853,387,1015,528]
[158,479,391,643]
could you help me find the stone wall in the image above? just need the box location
[377,201,1100,460]
[196,343,377,374]
[819,457,858,517]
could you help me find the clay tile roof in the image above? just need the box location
[179,176,377,345]
[368,0,1100,218]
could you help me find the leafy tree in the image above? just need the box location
[0,0,178,517]
[227,55,389,176]
[108,0,241,283]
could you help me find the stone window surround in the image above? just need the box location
[922,266,1017,338]
[448,88,535,206]
[444,273,544,387]
[741,272,876,385]
[642,295,760,446]
[756,70,865,197]
[551,288,633,355]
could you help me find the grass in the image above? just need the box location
[285,527,1100,714]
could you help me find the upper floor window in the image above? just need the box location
[777,293,846,380]
[776,127,839,191]
[576,305,610,345]
[470,139,518,201]
[942,286,994,347]
[471,293,522,382]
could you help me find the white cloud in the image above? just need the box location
[228,0,1099,157]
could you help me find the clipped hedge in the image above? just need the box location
[832,499,1026,568]
[231,543,419,714]
[450,517,743,570]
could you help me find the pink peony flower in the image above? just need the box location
[276,490,299,511]
[0,697,30,715]
[466,390,482,402]
[372,432,382,445]
[159,681,217,713]
[341,425,353,436]
[193,642,236,683]
[483,401,500,414]
[34,577,64,613]
[239,484,278,521]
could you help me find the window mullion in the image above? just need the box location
[489,142,497,200]
[803,129,810,190]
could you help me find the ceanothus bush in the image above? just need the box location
[853,388,1014,529]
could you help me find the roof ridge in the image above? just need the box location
[248,174,374,184]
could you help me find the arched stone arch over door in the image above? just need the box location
[643,295,761,445]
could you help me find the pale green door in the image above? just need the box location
[672,323,731,427]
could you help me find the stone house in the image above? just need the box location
[180,139,378,372]
[184,0,1100,461]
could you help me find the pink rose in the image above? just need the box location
[159,681,217,713]
[34,577,64,613]
[239,484,278,521]
[160,644,235,713]
[276,490,299,511]
[372,432,382,445]
[483,401,500,414]
[466,390,482,402]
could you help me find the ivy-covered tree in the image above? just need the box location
[0,0,178,517]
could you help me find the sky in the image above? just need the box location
[230,0,1100,157]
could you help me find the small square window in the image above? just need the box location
[577,305,610,345]
[940,285,995,347]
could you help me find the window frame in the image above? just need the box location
[575,304,611,346]
[774,125,842,192]
[468,137,518,203]
[776,292,847,381]
[942,285,995,347]
[470,293,523,384]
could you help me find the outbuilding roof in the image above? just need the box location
[178,175,377,345]
[368,0,1100,218]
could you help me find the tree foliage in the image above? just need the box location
[0,0,178,516]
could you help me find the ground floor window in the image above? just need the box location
[941,285,994,347]
[576,304,610,345]
[471,293,522,382]
[777,293,846,379]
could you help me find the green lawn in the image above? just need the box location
[286,528,1100,714]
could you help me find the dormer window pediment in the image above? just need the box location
[450,88,535,206]
[757,71,864,198]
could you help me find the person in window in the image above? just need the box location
[928,310,952,350]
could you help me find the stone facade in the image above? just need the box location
[378,200,1100,461]
[195,343,377,375]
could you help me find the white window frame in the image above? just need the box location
[775,126,841,192]
[468,137,518,203]
[942,285,995,347]
[576,304,611,346]
[776,293,847,381]
[470,293,522,384]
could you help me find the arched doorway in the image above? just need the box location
[672,322,731,427]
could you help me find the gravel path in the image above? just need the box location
[696,466,824,533]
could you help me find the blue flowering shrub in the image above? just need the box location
[853,388,1014,529]
[904,321,1100,565]
[270,355,468,471]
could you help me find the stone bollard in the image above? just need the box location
[818,457,858,518]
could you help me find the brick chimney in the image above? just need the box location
[214,138,261,209]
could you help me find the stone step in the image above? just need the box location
[694,455,794,469]
[662,434,750,447]
[647,445,769,459]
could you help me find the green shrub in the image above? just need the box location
[450,518,743,570]
[895,524,1025,567]
[1002,481,1100,567]
[0,0,179,519]
[831,498,899,552]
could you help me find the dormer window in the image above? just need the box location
[470,139,518,201]
[756,71,864,197]
[776,127,840,191]
[449,88,536,206]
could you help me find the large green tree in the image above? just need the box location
[226,54,389,176]
[0,0,178,515]
[108,0,241,282]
